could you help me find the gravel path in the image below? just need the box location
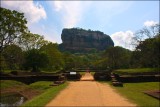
[46,73,136,106]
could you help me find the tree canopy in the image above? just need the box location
[24,49,49,72]
[0,7,28,53]
[40,43,64,71]
[18,32,49,50]
[2,44,24,70]
[104,46,131,69]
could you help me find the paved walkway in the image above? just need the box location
[46,73,136,106]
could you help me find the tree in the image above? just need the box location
[24,49,49,72]
[18,32,49,50]
[92,58,108,70]
[40,43,64,71]
[0,7,28,53]
[104,46,131,69]
[131,24,160,68]
[63,52,75,70]
[132,35,160,68]
[2,44,24,70]
[132,24,159,48]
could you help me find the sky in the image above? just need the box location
[1,0,159,50]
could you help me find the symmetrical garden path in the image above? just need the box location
[46,73,136,106]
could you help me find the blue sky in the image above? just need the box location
[1,1,159,50]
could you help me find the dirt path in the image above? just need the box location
[46,73,136,106]
[80,72,94,81]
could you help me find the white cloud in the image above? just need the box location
[50,1,91,28]
[54,1,63,11]
[144,20,158,27]
[47,1,133,43]
[49,1,133,30]
[1,1,47,24]
[111,31,134,50]
[53,1,82,28]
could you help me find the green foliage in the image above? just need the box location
[131,24,160,68]
[92,58,108,70]
[18,32,49,50]
[131,35,160,68]
[63,52,75,70]
[0,7,28,53]
[62,52,102,70]
[2,44,24,70]
[104,46,131,69]
[40,43,64,71]
[22,83,68,107]
[0,55,8,71]
[24,49,49,72]
[0,7,51,72]
[110,82,159,106]
[74,55,90,68]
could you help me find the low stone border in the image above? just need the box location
[143,90,160,99]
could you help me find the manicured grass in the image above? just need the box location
[114,68,159,75]
[28,81,53,92]
[109,82,160,106]
[21,82,68,106]
[1,80,68,106]
[0,80,27,89]
[0,70,11,73]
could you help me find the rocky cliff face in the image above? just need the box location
[59,28,114,53]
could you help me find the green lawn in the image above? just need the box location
[0,80,68,106]
[0,80,27,89]
[114,68,159,75]
[0,70,12,73]
[108,82,160,106]
[28,81,53,92]
[21,82,68,106]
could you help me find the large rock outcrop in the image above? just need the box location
[59,28,114,53]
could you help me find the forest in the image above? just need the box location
[0,7,160,73]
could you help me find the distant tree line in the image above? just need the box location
[95,24,160,70]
